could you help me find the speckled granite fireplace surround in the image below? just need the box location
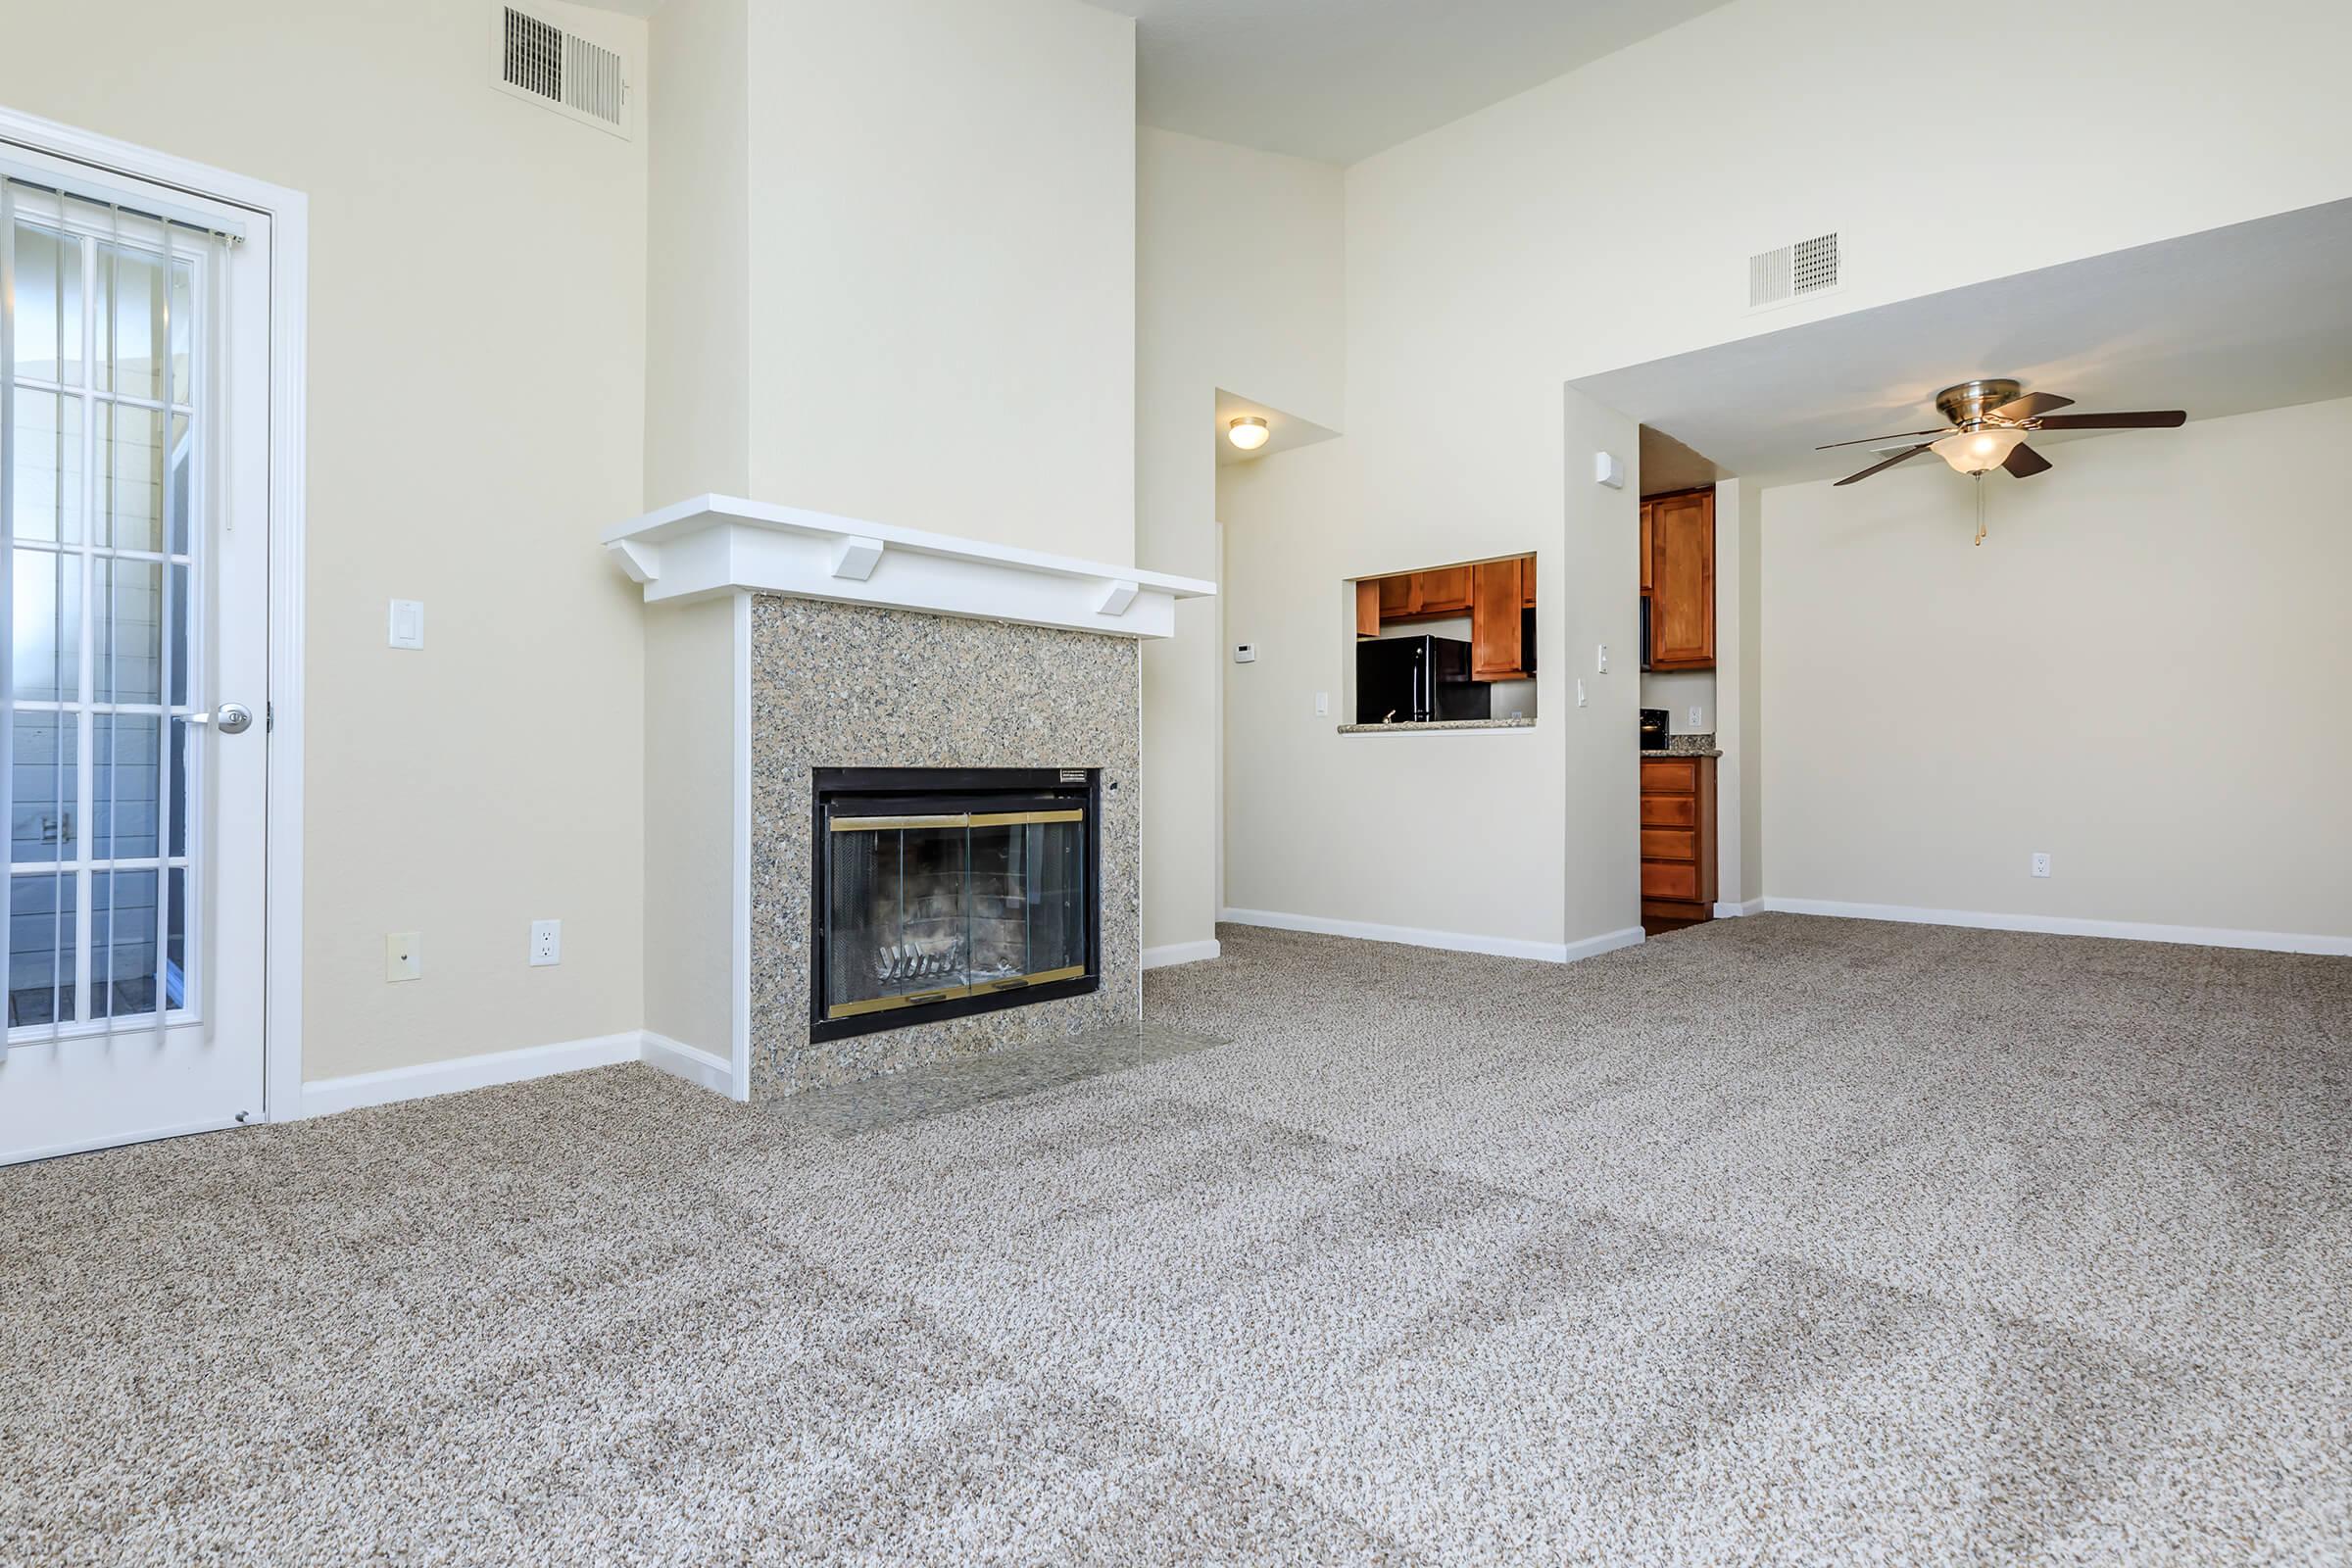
[748,596,1142,1098]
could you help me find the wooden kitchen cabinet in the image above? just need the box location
[1377,573,1415,618]
[1639,755,1717,924]
[1521,555,1536,608]
[1640,504,1653,596]
[1470,557,1528,679]
[1355,579,1381,638]
[1646,487,1714,670]
[1414,565,1472,614]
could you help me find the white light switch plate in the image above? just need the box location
[1313,692,1328,716]
[1576,678,1589,709]
[529,919,562,966]
[385,932,420,982]
[388,600,424,650]
[1595,644,1608,673]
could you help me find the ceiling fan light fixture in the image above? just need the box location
[1931,427,2028,474]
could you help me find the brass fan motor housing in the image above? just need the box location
[1934,378,2026,431]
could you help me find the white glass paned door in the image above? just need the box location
[2,159,270,1164]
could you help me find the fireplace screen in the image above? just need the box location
[811,768,1099,1037]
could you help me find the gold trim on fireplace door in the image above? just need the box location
[826,964,1090,1019]
[828,808,1083,832]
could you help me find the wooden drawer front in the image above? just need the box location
[1641,759,1697,795]
[1641,860,1699,901]
[1641,828,1697,862]
[1641,795,1696,828]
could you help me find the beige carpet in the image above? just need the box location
[4,915,2347,1565]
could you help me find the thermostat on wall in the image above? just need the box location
[1233,643,1256,663]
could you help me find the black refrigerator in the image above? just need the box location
[1355,635,1490,723]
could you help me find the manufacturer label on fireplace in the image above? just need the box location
[1058,769,1087,784]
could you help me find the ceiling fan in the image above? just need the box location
[1822,379,2185,486]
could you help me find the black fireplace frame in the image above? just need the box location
[808,765,1102,1043]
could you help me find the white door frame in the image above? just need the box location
[0,106,307,1127]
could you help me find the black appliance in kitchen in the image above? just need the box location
[1356,635,1490,723]
[1640,708,1670,750]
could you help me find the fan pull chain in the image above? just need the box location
[1974,471,1986,547]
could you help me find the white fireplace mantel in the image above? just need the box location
[604,495,1215,639]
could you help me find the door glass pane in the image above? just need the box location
[6,873,76,1026]
[11,548,82,702]
[8,391,83,544]
[11,220,82,386]
[92,714,168,860]
[9,714,78,863]
[92,867,172,1019]
[1028,818,1085,978]
[98,244,168,402]
[95,558,187,705]
[100,402,166,552]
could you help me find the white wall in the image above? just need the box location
[645,0,748,504]
[1136,128,1345,956]
[1761,399,2352,944]
[1,0,651,1081]
[641,597,735,1057]
[1218,0,2352,953]
[735,0,1136,564]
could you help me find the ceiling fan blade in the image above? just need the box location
[1814,427,1951,451]
[2029,410,2186,430]
[1835,443,1937,486]
[1989,391,2074,421]
[2001,441,2052,478]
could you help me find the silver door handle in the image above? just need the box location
[188,702,255,735]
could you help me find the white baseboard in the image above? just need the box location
[1220,906,1644,965]
[640,1031,737,1098]
[1714,898,1764,918]
[1761,897,2352,956]
[1142,939,1221,970]
[299,1031,644,1119]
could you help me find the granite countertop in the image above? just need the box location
[1642,733,1721,758]
[1337,716,1537,734]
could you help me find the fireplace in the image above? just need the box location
[809,766,1101,1041]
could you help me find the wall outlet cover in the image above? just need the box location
[530,918,562,966]
[1689,706,1704,729]
[385,932,420,982]
[2031,853,2052,878]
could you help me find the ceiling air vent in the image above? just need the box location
[1748,231,1840,311]
[492,4,632,139]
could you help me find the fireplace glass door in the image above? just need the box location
[818,782,1093,1028]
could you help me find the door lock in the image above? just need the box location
[190,702,255,735]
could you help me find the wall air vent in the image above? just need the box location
[1748,231,1840,311]
[492,4,632,139]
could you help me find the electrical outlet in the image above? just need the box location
[529,919,562,966]
[385,932,420,982]
[2031,853,2052,879]
[1688,706,1704,730]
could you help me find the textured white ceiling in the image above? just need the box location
[1090,0,1731,165]
[569,1,1729,164]
[1569,201,2352,486]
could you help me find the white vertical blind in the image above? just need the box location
[3,174,224,1046]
